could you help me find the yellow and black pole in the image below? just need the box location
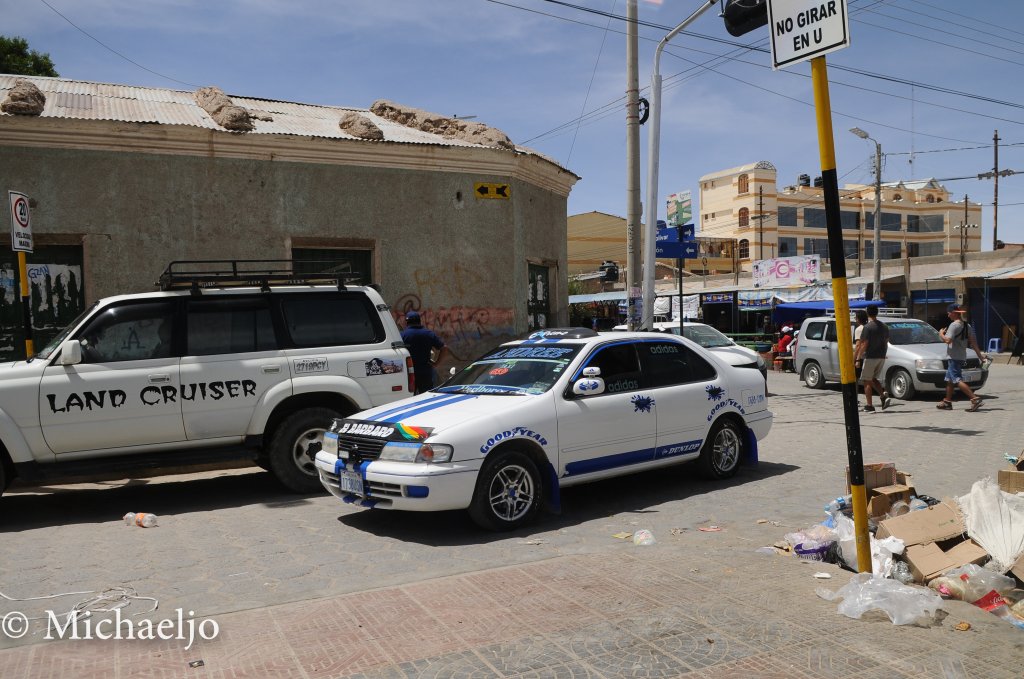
[810,56,870,573]
[18,250,33,358]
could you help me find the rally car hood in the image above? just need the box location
[342,391,536,436]
[706,344,759,365]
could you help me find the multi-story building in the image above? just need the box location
[698,161,982,270]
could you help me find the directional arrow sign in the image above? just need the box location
[655,240,698,259]
[657,225,695,243]
[474,182,511,199]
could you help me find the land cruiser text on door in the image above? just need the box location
[0,260,413,497]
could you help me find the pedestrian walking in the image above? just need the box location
[401,311,447,395]
[853,309,868,382]
[854,304,891,412]
[937,304,988,411]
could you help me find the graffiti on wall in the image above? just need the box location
[394,294,515,361]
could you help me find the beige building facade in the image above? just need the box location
[698,161,982,270]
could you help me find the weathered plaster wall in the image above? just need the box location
[1,143,569,364]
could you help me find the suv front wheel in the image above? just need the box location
[801,361,825,389]
[268,407,341,493]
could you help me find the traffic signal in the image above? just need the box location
[722,0,768,37]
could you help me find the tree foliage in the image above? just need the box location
[0,35,59,77]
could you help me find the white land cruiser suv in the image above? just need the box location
[0,261,412,496]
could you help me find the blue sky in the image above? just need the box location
[7,0,1024,247]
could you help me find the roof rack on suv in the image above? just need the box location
[157,260,365,293]
[825,307,908,318]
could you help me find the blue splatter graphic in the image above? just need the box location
[631,395,654,413]
[706,385,725,401]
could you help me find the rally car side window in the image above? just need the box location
[187,297,278,356]
[580,342,642,394]
[639,341,716,388]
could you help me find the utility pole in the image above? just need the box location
[625,0,642,330]
[758,185,764,259]
[993,129,1000,250]
[955,194,978,269]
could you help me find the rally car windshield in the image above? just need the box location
[680,325,735,348]
[436,344,584,395]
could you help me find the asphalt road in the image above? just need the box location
[1,360,1021,651]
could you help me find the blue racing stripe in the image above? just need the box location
[564,446,656,477]
[376,394,478,423]
[366,394,456,422]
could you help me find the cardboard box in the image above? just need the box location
[998,454,1024,495]
[875,499,965,546]
[865,484,915,519]
[896,471,917,496]
[1010,552,1024,582]
[905,539,989,583]
[846,462,897,495]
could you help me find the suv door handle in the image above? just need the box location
[261,365,281,374]
[148,374,171,383]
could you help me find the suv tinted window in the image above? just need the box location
[78,301,176,363]
[804,322,826,341]
[280,294,384,347]
[187,297,277,356]
[825,322,837,342]
[639,341,717,388]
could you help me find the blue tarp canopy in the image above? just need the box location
[772,299,883,327]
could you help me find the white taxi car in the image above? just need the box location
[315,328,772,530]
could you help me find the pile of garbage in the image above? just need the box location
[773,458,1024,628]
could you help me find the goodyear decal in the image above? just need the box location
[707,398,747,422]
[480,426,548,455]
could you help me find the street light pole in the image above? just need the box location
[642,0,718,330]
[850,128,882,300]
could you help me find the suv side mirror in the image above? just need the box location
[58,339,83,366]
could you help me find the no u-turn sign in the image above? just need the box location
[8,190,33,253]
[768,0,850,70]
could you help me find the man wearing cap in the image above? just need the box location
[938,304,987,411]
[401,311,447,394]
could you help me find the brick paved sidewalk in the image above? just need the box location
[2,546,1020,679]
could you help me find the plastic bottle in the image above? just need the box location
[824,495,852,514]
[123,512,158,528]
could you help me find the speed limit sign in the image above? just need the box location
[8,190,33,252]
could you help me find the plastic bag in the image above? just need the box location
[956,478,1024,573]
[632,529,656,546]
[833,512,905,577]
[784,523,836,550]
[817,573,946,626]
[929,563,1016,603]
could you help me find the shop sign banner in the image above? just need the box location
[752,255,821,288]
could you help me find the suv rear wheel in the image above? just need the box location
[802,361,825,389]
[268,407,340,493]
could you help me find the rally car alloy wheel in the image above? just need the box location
[698,418,743,480]
[469,451,542,531]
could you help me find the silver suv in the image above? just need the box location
[0,260,412,497]
[793,312,988,399]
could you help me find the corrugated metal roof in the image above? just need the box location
[0,75,524,151]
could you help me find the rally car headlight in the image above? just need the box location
[916,359,944,371]
[379,442,454,463]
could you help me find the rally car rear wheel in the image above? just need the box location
[698,418,743,480]
[469,451,542,531]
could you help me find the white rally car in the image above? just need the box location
[315,328,772,530]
